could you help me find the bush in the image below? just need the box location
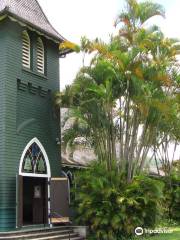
[163,172,180,222]
[72,162,164,239]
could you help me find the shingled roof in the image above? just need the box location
[0,0,65,42]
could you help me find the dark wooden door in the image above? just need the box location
[50,178,69,218]
[33,184,44,224]
[23,177,48,225]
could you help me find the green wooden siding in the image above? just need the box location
[0,18,61,231]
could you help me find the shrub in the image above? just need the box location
[163,172,180,222]
[72,162,164,239]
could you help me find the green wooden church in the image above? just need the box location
[0,0,70,231]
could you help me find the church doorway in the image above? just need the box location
[23,176,48,225]
[18,138,51,227]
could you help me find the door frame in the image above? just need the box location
[16,137,51,228]
[16,175,50,228]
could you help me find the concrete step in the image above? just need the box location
[30,233,81,240]
[0,226,85,240]
[0,230,74,239]
[0,226,69,237]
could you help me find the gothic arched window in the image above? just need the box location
[22,31,31,68]
[37,37,44,74]
[22,142,47,174]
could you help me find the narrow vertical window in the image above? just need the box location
[22,31,30,68]
[37,37,44,74]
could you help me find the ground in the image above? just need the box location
[139,227,180,240]
[87,226,180,239]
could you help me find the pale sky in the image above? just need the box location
[38,0,180,90]
[37,0,179,160]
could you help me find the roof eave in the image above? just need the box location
[62,163,88,169]
[59,48,74,58]
[0,9,74,56]
[0,9,65,43]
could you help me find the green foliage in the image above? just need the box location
[163,171,180,222]
[58,1,180,238]
[141,227,180,240]
[115,0,165,28]
[55,0,180,183]
[73,162,164,239]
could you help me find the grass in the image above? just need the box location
[139,227,180,240]
[87,226,180,239]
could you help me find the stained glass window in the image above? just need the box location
[22,142,47,174]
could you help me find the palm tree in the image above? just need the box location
[56,0,180,182]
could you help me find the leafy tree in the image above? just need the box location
[57,0,180,182]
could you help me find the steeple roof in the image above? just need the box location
[0,0,65,42]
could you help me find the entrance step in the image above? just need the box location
[0,226,85,240]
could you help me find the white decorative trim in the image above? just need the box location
[48,177,51,225]
[16,174,18,228]
[19,137,51,178]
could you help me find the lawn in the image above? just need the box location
[140,227,180,240]
[87,227,180,239]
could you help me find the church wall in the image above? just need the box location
[0,18,61,230]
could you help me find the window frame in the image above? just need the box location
[19,137,51,178]
[22,31,31,69]
[36,37,45,74]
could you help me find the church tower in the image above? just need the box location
[0,0,69,230]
